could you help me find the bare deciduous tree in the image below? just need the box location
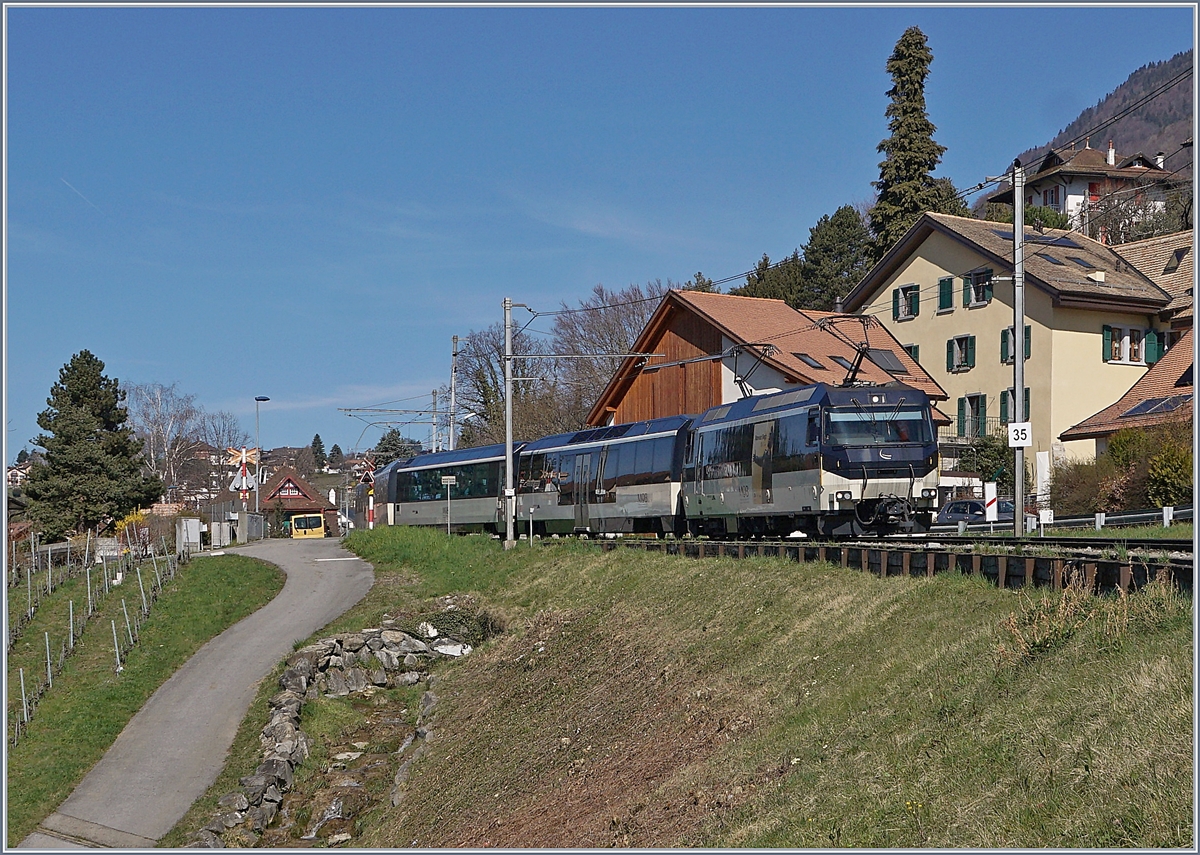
[127,382,201,489]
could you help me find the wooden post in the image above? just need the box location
[901,551,911,577]
[1119,562,1132,592]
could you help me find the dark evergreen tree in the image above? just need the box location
[682,271,717,292]
[727,252,805,304]
[869,27,967,258]
[373,429,423,467]
[311,433,327,469]
[328,444,344,468]
[25,350,163,540]
[16,448,29,465]
[798,205,874,310]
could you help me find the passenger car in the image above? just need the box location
[935,498,1015,525]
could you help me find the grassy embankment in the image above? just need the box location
[173,527,1192,847]
[5,554,284,847]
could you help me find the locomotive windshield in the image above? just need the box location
[824,403,933,445]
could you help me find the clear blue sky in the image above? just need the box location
[4,4,1194,460]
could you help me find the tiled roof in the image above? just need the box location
[1059,328,1193,440]
[666,290,948,400]
[987,145,1175,204]
[1114,230,1193,318]
[845,213,1172,313]
[211,465,335,512]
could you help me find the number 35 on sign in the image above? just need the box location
[1007,422,1032,447]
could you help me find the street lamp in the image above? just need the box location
[254,396,270,512]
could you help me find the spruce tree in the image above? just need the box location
[311,433,327,469]
[25,350,163,540]
[869,26,966,258]
[727,252,805,305]
[798,205,874,310]
[373,429,422,467]
[328,444,344,468]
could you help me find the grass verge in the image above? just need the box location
[158,528,1193,847]
[5,554,284,847]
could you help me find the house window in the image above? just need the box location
[1000,387,1031,424]
[1103,325,1155,365]
[1088,182,1100,202]
[946,335,976,373]
[1000,325,1031,363]
[956,393,987,438]
[937,276,954,312]
[892,283,919,320]
[903,343,919,363]
[962,269,993,307]
[1043,186,1060,209]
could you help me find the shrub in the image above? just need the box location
[1147,443,1193,507]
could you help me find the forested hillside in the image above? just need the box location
[1016,50,1192,171]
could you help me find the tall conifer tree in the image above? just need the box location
[25,350,163,540]
[869,26,966,257]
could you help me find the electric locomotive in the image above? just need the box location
[682,382,938,537]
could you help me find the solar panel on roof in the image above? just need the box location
[1067,256,1095,269]
[1042,254,1064,265]
[990,229,1081,249]
[702,405,731,422]
[1119,394,1192,418]
[866,348,908,374]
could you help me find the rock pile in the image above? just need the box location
[188,622,470,848]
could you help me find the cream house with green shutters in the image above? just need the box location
[843,213,1175,466]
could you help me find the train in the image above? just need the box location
[352,382,940,538]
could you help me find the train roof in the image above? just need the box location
[694,382,929,428]
[398,442,516,471]
[521,414,693,454]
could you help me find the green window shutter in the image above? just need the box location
[892,289,900,321]
[1024,325,1031,360]
[1145,330,1161,365]
[938,277,953,310]
[983,270,994,301]
[1102,325,1112,362]
[999,390,1009,424]
[908,344,919,363]
[1024,387,1030,420]
[1000,328,1010,363]
[966,335,976,368]
[909,288,919,318]
[962,277,971,306]
[957,397,966,437]
[946,339,955,372]
[978,394,987,431]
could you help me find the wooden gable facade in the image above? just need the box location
[592,296,725,425]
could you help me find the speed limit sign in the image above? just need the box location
[1007,422,1032,447]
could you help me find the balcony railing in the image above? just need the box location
[937,416,1006,446]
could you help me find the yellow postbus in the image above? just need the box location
[290,513,326,539]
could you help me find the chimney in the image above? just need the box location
[834,297,844,313]
[1107,140,1115,166]
[1156,151,1166,168]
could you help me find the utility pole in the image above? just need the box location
[503,298,516,549]
[449,335,459,451]
[431,390,439,452]
[1013,158,1027,537]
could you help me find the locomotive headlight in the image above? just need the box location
[921,489,936,499]
[835,491,852,501]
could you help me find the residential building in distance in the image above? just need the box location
[986,140,1184,241]
[842,213,1179,469]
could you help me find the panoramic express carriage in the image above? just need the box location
[354,382,939,538]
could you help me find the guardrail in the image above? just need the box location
[931,504,1193,534]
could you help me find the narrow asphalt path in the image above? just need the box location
[20,538,374,850]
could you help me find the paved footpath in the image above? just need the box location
[20,538,374,850]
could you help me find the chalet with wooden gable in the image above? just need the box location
[1060,328,1193,455]
[987,141,1182,240]
[842,212,1175,464]
[212,466,336,534]
[1114,229,1193,341]
[585,290,948,427]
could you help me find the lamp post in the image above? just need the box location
[254,396,270,513]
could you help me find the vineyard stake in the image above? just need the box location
[84,529,92,571]
[19,668,28,722]
[86,565,93,615]
[45,632,52,688]
[69,600,74,649]
[136,567,148,615]
[122,599,134,645]
[111,621,122,671]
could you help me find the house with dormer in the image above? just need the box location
[585,289,949,427]
[987,140,1183,242]
[842,213,1177,466]
[211,465,336,534]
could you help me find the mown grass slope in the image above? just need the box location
[336,528,1192,848]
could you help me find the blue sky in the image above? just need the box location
[4,4,1195,460]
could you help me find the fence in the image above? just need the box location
[201,502,265,546]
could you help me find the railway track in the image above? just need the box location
[591,532,1193,594]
